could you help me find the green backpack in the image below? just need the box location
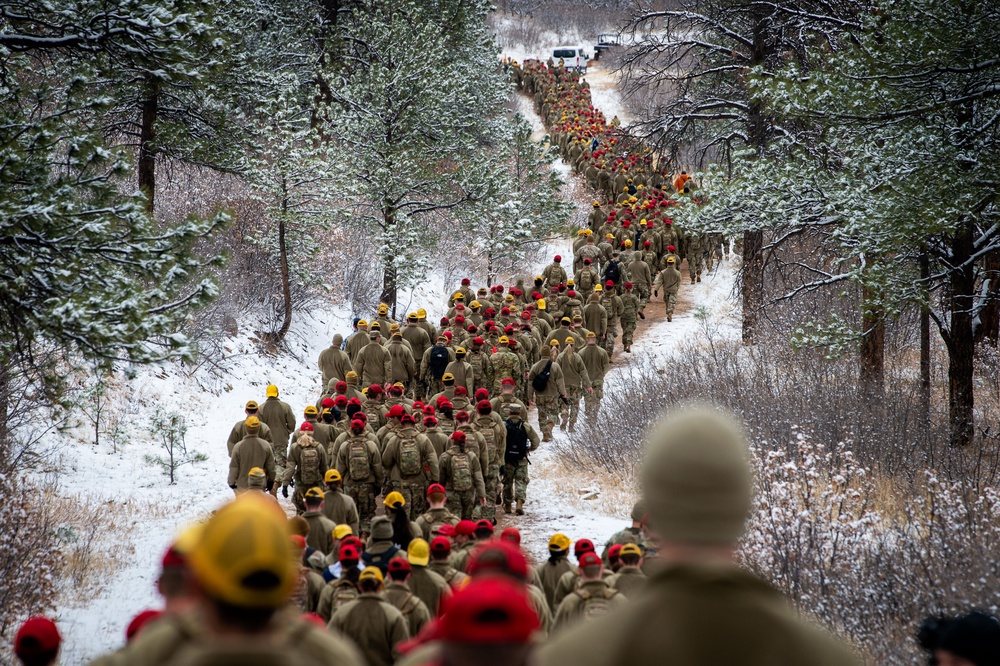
[398,433,422,477]
[347,437,371,481]
[451,452,473,492]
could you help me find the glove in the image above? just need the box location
[229,484,237,490]
[282,485,289,499]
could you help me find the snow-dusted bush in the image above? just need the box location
[0,473,62,653]
[559,343,1000,660]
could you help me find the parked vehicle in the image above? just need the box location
[551,46,589,73]
[593,33,623,61]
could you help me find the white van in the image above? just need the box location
[552,46,589,73]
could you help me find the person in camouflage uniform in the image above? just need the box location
[438,431,486,520]
[487,336,524,394]
[620,282,640,353]
[601,280,623,354]
[501,403,540,515]
[686,231,704,283]
[336,418,385,534]
[473,400,505,524]
[557,339,592,432]
[380,414,439,517]
[527,340,569,441]
[652,256,682,321]
[580,332,610,415]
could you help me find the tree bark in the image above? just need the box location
[380,208,398,316]
[920,253,931,422]
[976,247,1000,345]
[860,285,885,391]
[138,75,159,215]
[946,223,976,447]
[273,175,293,345]
[742,229,763,343]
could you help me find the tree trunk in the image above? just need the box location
[946,223,976,447]
[741,5,772,345]
[272,176,293,345]
[380,207,398,315]
[742,229,763,343]
[920,253,931,422]
[138,76,159,215]
[860,286,885,391]
[976,247,1000,345]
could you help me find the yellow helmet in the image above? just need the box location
[470,300,481,308]
[384,491,406,509]
[442,372,455,382]
[550,339,561,347]
[593,201,600,207]
[548,532,571,551]
[417,308,427,318]
[584,229,594,236]
[266,384,279,398]
[378,303,389,315]
[303,405,318,416]
[567,279,575,286]
[620,543,643,557]
[304,486,325,499]
[667,256,676,263]
[357,319,368,327]
[624,239,633,248]
[606,233,615,239]
[455,347,467,355]
[499,336,510,344]
[577,229,587,236]
[594,284,603,292]
[334,524,353,540]
[187,494,295,609]
[536,299,546,310]
[360,566,384,583]
[324,469,342,483]
[245,415,260,430]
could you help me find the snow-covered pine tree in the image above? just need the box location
[678,0,1000,448]
[315,0,508,315]
[464,115,573,285]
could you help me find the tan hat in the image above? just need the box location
[641,407,752,544]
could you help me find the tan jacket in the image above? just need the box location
[228,436,275,489]
[384,581,431,638]
[527,358,568,400]
[321,489,360,535]
[328,593,409,666]
[536,564,862,666]
[319,343,354,385]
[355,340,392,386]
[535,557,575,610]
[227,419,272,456]
[407,565,451,617]
[386,338,416,384]
[579,344,610,386]
[381,427,440,482]
[259,397,296,447]
[552,579,627,633]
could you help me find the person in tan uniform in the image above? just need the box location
[552,551,627,632]
[226,400,272,455]
[406,538,452,616]
[328,566,409,666]
[537,408,862,666]
[319,333,354,385]
[87,494,365,665]
[427,535,468,588]
[579,332,609,414]
[535,532,574,611]
[606,543,647,597]
[355,330,393,386]
[259,384,295,494]
[227,416,275,492]
[384,558,432,638]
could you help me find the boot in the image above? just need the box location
[504,502,512,514]
[638,310,645,320]
[667,314,672,322]
[697,275,701,283]
[516,500,525,516]
[691,278,696,284]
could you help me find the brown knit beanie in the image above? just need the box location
[641,406,752,544]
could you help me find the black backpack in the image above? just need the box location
[429,346,450,379]
[604,260,620,283]
[531,360,552,392]
[504,419,530,464]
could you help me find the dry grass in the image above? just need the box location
[51,494,178,604]
[532,456,638,518]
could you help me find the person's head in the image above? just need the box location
[577,551,603,581]
[244,400,259,416]
[573,538,595,564]
[350,418,365,436]
[501,378,515,395]
[387,557,412,584]
[427,483,447,508]
[187,494,297,633]
[287,515,309,538]
[14,618,61,666]
[430,535,452,562]
[407,538,431,569]
[442,372,456,387]
[358,566,384,594]
[919,612,1000,666]
[474,519,494,542]
[244,415,261,436]
[369,516,394,543]
[325,468,343,492]
[641,406,752,563]
[547,532,571,563]
[619,543,642,568]
[455,520,476,546]
[266,384,279,399]
[437,578,538,666]
[500,527,521,547]
[451,430,467,451]
[247,467,267,491]
[607,544,623,572]
[586,332,597,346]
[303,487,325,512]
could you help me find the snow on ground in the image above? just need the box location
[54,305,355,662]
